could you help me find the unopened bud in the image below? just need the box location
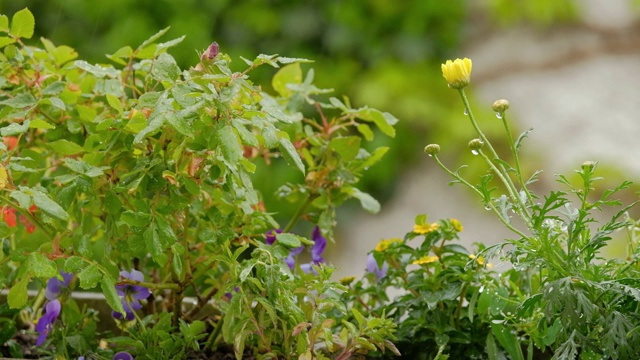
[581,161,596,172]
[468,139,484,152]
[200,42,220,61]
[424,144,440,156]
[492,99,510,113]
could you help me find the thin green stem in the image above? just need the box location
[458,89,532,224]
[431,154,530,240]
[500,112,535,207]
[283,194,317,233]
[119,278,180,290]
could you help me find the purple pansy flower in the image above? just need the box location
[366,253,388,280]
[36,299,61,346]
[45,271,73,301]
[113,351,134,360]
[111,269,151,320]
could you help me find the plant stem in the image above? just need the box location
[499,112,535,207]
[458,89,532,224]
[431,154,530,240]
[283,194,317,233]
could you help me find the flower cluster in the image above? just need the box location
[36,271,73,346]
[413,222,439,235]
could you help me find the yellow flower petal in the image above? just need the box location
[441,58,472,89]
[375,238,402,252]
[412,255,439,265]
[413,223,439,235]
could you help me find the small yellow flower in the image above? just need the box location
[441,58,472,89]
[469,254,485,266]
[413,223,439,235]
[339,276,356,286]
[375,238,402,252]
[412,255,439,265]
[450,219,463,232]
[486,263,494,269]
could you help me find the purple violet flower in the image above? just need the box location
[366,253,388,280]
[113,351,134,360]
[285,246,304,269]
[36,299,61,346]
[45,271,73,301]
[265,229,282,245]
[111,269,151,320]
[310,226,327,263]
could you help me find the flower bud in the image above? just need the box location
[424,144,441,156]
[492,99,510,113]
[200,42,220,62]
[468,139,484,152]
[581,161,596,172]
[441,58,472,89]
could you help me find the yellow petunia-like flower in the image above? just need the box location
[412,255,439,265]
[413,223,439,235]
[375,238,402,252]
[441,58,472,89]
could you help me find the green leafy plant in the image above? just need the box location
[0,8,398,359]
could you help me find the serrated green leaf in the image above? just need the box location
[47,139,84,155]
[272,63,302,97]
[32,189,70,221]
[275,233,301,248]
[8,276,29,308]
[0,15,8,31]
[145,223,167,266]
[152,53,180,82]
[64,256,85,273]
[138,26,170,51]
[329,136,361,161]
[348,188,380,213]
[124,111,147,133]
[491,323,524,360]
[0,36,15,48]
[29,119,55,130]
[351,308,366,327]
[78,264,101,289]
[172,244,184,280]
[216,125,243,164]
[0,121,30,136]
[165,111,193,137]
[64,158,108,177]
[10,8,34,39]
[101,273,124,314]
[0,93,36,108]
[357,108,396,137]
[27,252,57,278]
[278,133,304,174]
[73,60,119,78]
[121,211,151,228]
[106,94,123,115]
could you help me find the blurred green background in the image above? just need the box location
[0,0,580,223]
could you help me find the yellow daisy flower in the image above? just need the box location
[451,219,463,232]
[441,58,472,89]
[412,255,439,265]
[375,238,402,252]
[413,223,439,235]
